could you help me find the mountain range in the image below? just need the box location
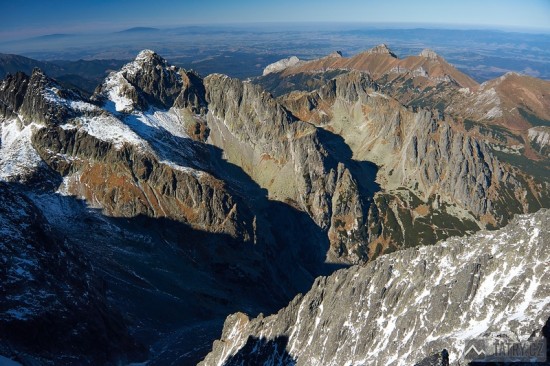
[0,53,128,96]
[0,46,548,365]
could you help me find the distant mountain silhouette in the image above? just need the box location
[116,27,160,33]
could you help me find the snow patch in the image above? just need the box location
[42,86,99,113]
[0,119,43,181]
[103,73,136,113]
[485,105,503,119]
[63,115,146,149]
[471,87,503,120]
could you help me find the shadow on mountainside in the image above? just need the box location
[121,114,346,278]
[4,113,349,364]
[316,127,380,198]
[3,180,296,365]
[222,336,296,366]
[0,181,147,366]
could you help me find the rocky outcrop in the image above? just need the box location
[368,43,398,58]
[419,48,439,60]
[0,68,75,125]
[414,351,449,366]
[327,163,372,262]
[263,56,303,76]
[327,50,343,58]
[200,209,550,366]
[0,72,29,120]
[529,126,550,156]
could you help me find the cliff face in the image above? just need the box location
[200,209,550,366]
[279,71,547,255]
[204,74,376,261]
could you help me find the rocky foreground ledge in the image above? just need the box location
[200,209,550,366]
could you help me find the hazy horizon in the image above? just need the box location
[2,21,550,42]
[2,0,549,41]
[1,2,549,83]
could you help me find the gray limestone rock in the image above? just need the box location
[200,209,550,366]
[204,73,372,260]
[420,49,440,60]
[368,44,398,58]
[263,56,303,76]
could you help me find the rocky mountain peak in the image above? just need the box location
[328,50,343,58]
[27,68,51,94]
[496,71,522,83]
[135,49,160,62]
[131,49,172,70]
[367,44,398,58]
[92,50,189,112]
[0,67,80,125]
[419,48,439,60]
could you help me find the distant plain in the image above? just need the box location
[1,24,549,82]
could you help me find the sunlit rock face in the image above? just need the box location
[200,209,550,366]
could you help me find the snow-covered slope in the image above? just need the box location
[0,53,208,184]
[200,209,550,366]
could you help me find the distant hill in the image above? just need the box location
[0,53,127,95]
[0,53,64,78]
[116,27,160,33]
[30,33,74,40]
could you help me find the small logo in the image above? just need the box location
[463,341,487,362]
[462,336,547,364]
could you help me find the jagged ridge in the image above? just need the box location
[200,209,550,366]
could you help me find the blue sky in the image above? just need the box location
[1,0,549,40]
